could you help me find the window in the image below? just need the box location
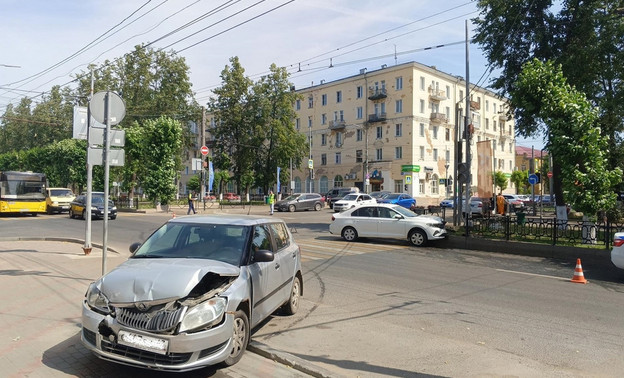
[430,174,439,195]
[335,152,341,164]
[446,85,450,99]
[356,150,363,162]
[395,146,402,159]
[445,149,451,162]
[394,180,403,193]
[339,110,344,121]
[308,116,312,128]
[395,99,403,113]
[459,90,464,100]
[321,153,327,165]
[308,96,313,108]
[395,123,402,137]
[269,223,290,250]
[336,132,343,146]
[420,100,425,113]
[445,106,450,119]
[445,128,450,141]
[357,85,363,98]
[295,118,300,130]
[396,76,403,90]
[493,103,497,113]
[321,133,327,145]
[296,99,301,110]
[493,120,497,131]
[321,94,327,106]
[485,118,489,130]
[419,179,425,194]
[356,106,363,119]
[336,91,342,103]
[486,100,489,112]
[356,129,363,141]
[252,225,273,254]
[376,126,383,139]
[376,148,383,160]
[321,113,327,125]
[419,146,425,160]
[433,125,439,139]
[419,123,425,137]
[433,148,438,160]
[420,76,425,90]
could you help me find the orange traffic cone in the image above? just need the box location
[571,258,588,284]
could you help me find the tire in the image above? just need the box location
[281,275,301,315]
[314,203,322,211]
[222,310,249,367]
[288,204,296,212]
[409,229,427,247]
[69,209,74,219]
[46,206,53,215]
[341,226,358,242]
[81,210,86,220]
[109,215,117,220]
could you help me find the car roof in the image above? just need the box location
[169,214,285,226]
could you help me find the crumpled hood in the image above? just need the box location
[96,258,240,303]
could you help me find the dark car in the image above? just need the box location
[275,193,325,212]
[326,188,359,209]
[69,194,117,220]
[377,193,416,209]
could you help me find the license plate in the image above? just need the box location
[117,330,168,354]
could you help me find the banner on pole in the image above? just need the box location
[277,167,281,193]
[208,161,214,192]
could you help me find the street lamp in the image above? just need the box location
[445,163,450,197]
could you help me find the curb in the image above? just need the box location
[248,341,343,378]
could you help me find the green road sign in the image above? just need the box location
[401,165,420,172]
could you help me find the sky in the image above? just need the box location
[0,0,543,149]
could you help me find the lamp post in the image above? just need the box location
[308,122,312,193]
[445,163,450,197]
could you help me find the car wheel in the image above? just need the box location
[409,229,427,247]
[222,310,249,367]
[110,215,117,220]
[314,203,322,211]
[342,226,358,242]
[81,210,86,220]
[46,206,53,215]
[281,275,301,315]
[289,204,296,212]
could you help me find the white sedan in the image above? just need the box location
[329,203,447,247]
[333,193,376,212]
[611,232,624,270]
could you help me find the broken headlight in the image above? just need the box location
[179,297,227,333]
[85,283,111,314]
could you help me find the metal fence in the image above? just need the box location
[468,214,624,249]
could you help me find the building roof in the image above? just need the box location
[515,146,547,157]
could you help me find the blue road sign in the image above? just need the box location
[528,173,538,185]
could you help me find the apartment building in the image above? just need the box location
[292,61,516,206]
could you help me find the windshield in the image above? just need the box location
[50,189,73,197]
[342,194,358,201]
[132,223,251,266]
[392,205,416,217]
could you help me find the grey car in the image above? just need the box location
[275,193,324,212]
[81,215,303,372]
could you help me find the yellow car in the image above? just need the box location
[45,188,76,214]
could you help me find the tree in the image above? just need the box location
[139,117,184,205]
[493,171,508,193]
[474,1,624,172]
[187,174,201,193]
[510,170,528,194]
[511,59,621,216]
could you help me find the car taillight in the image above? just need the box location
[477,203,482,207]
[614,238,624,247]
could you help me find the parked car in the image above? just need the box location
[377,193,416,209]
[439,197,455,208]
[275,193,324,212]
[45,187,75,214]
[611,232,624,270]
[326,187,359,209]
[333,193,376,212]
[369,190,391,200]
[224,192,241,201]
[69,194,117,220]
[538,195,555,206]
[329,204,447,247]
[81,215,302,371]
[461,196,486,216]
[502,194,526,212]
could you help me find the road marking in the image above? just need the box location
[297,238,409,262]
[496,269,568,281]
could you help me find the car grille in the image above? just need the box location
[115,306,185,332]
[101,339,192,365]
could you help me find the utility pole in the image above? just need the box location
[464,20,472,237]
[201,107,206,207]
[83,70,94,256]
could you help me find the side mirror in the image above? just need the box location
[129,242,141,253]
[253,249,274,263]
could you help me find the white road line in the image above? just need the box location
[496,269,569,281]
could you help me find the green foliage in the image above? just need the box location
[493,171,508,192]
[510,170,528,194]
[511,59,622,215]
[187,174,201,192]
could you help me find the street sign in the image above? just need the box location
[88,128,125,147]
[405,176,412,184]
[528,173,539,185]
[401,164,420,172]
[200,146,209,156]
[88,147,125,166]
[547,171,553,178]
[308,159,314,169]
[89,91,126,126]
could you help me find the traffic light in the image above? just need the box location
[447,177,453,188]
[458,163,469,184]
[535,172,541,184]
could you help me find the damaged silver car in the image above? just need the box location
[81,215,303,372]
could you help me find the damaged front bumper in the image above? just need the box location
[81,301,235,372]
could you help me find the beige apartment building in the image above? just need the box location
[292,61,516,206]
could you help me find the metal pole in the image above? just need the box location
[84,70,94,255]
[464,20,471,237]
[102,91,111,275]
[308,124,312,193]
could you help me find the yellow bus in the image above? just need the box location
[0,171,47,215]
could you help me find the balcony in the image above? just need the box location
[498,112,508,121]
[368,113,387,123]
[329,119,346,130]
[430,112,448,123]
[470,100,480,110]
[368,87,387,101]
[428,86,446,101]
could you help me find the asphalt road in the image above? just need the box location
[2,207,624,377]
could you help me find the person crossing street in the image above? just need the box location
[268,190,275,215]
[187,191,197,214]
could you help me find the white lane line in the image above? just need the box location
[496,269,569,281]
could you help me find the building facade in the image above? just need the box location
[292,61,516,206]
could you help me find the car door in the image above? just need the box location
[301,194,313,210]
[268,222,297,301]
[248,224,284,325]
[351,206,377,237]
[376,207,406,238]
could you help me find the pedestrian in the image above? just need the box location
[187,191,196,214]
[496,191,505,215]
[268,190,275,215]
